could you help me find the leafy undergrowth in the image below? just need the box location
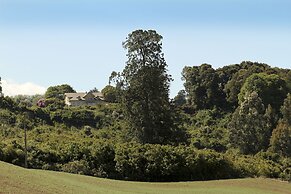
[0,161,290,194]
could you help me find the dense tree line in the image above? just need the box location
[1,30,291,182]
[181,61,291,157]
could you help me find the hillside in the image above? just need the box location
[0,161,290,194]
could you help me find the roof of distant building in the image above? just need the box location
[65,92,103,101]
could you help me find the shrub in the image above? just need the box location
[228,153,281,178]
[89,141,116,178]
[28,146,60,169]
[279,157,291,182]
[189,126,228,152]
[60,142,90,163]
[115,143,238,181]
[0,109,16,125]
[0,143,4,160]
[61,160,90,175]
[2,144,25,166]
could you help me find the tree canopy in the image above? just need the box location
[182,64,224,110]
[239,73,288,112]
[44,84,75,110]
[45,84,75,100]
[116,29,177,144]
[101,85,118,103]
[229,92,271,154]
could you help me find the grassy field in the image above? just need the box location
[0,161,290,194]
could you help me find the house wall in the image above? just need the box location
[65,97,71,106]
[65,92,105,107]
[68,100,104,107]
[70,101,85,107]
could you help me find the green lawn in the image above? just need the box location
[0,161,290,194]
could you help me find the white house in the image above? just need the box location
[64,92,104,106]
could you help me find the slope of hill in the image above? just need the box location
[0,161,290,194]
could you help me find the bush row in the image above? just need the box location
[1,140,289,182]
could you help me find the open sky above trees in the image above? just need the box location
[0,0,291,96]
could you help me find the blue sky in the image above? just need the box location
[0,0,291,96]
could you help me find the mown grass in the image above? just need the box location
[0,161,290,194]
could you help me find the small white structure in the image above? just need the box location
[64,92,104,106]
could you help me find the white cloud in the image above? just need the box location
[1,79,46,96]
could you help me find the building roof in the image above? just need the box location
[65,92,103,101]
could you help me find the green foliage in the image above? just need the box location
[1,58,291,183]
[279,157,291,181]
[31,107,51,125]
[173,90,186,107]
[264,104,279,135]
[224,61,271,107]
[281,93,291,125]
[101,85,118,103]
[216,64,242,89]
[239,73,288,112]
[16,112,33,130]
[190,108,219,127]
[0,96,18,111]
[186,109,230,152]
[117,29,179,144]
[182,64,224,110]
[189,127,228,152]
[269,94,291,157]
[1,141,25,166]
[0,109,16,125]
[286,71,291,92]
[28,145,60,170]
[49,106,115,128]
[11,94,44,108]
[270,121,291,157]
[224,69,249,106]
[115,143,237,181]
[43,84,86,111]
[61,160,90,175]
[90,141,116,178]
[44,97,66,111]
[229,92,271,154]
[45,84,75,100]
[227,152,282,178]
[0,121,290,181]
